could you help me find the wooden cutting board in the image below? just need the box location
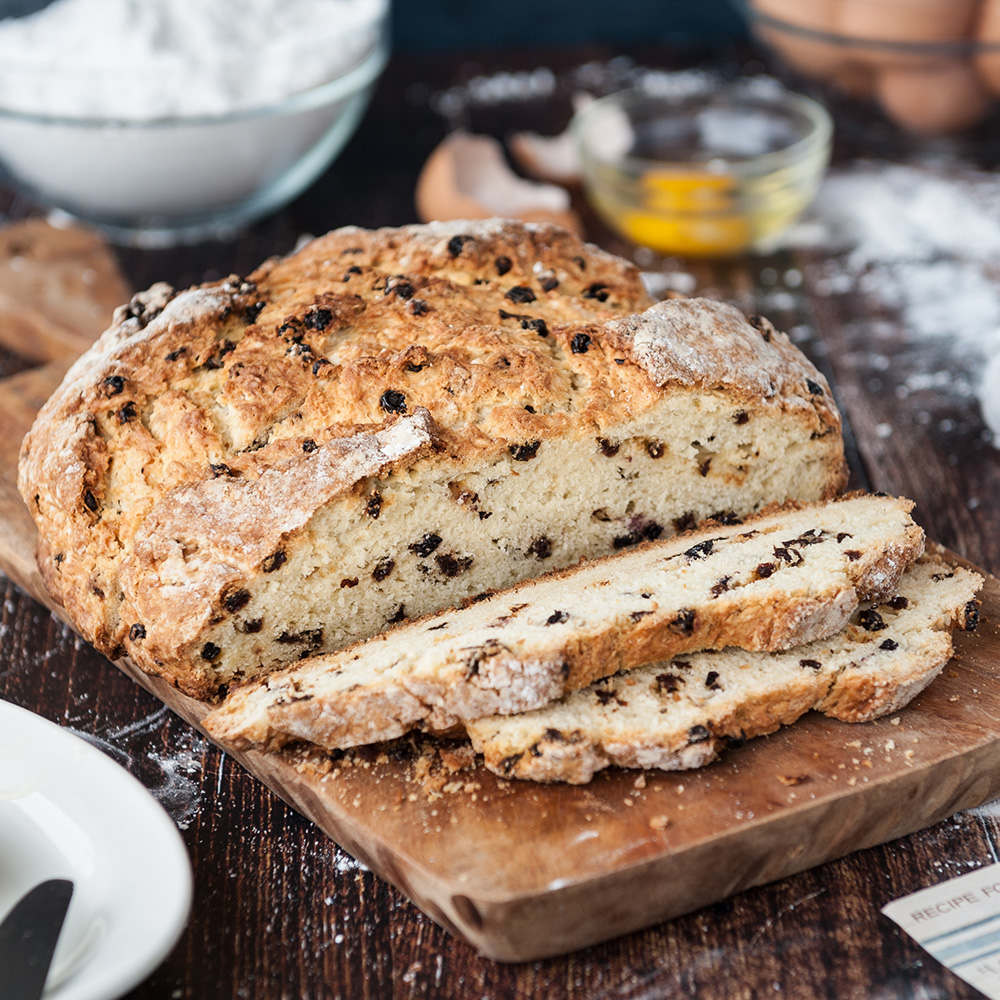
[1,358,999,961]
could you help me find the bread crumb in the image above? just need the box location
[777,774,810,786]
[634,774,647,789]
[649,815,670,831]
[949,695,960,702]
[890,717,901,726]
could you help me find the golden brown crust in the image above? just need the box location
[17,220,844,693]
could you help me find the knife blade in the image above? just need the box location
[0,879,74,1000]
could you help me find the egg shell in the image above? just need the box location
[974,0,1000,95]
[839,0,978,68]
[752,0,845,78]
[877,60,992,134]
[415,131,581,234]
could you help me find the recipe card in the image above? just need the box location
[884,861,1000,998]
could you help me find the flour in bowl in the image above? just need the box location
[0,0,387,120]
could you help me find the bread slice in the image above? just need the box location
[466,557,983,783]
[18,220,846,699]
[204,493,924,752]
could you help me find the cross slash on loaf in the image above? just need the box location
[204,493,925,752]
[17,220,846,699]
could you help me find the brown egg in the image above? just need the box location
[751,0,844,79]
[829,62,878,98]
[415,131,581,234]
[839,0,978,68]
[974,0,1000,95]
[877,61,992,134]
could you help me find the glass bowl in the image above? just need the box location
[573,82,832,258]
[739,0,1000,137]
[0,17,389,246]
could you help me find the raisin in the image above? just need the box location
[527,536,552,560]
[573,255,587,270]
[733,410,749,425]
[888,596,908,610]
[837,532,853,543]
[594,689,617,705]
[698,457,712,477]
[435,552,473,577]
[508,441,540,461]
[597,438,620,457]
[799,659,822,670]
[372,558,395,582]
[410,533,442,557]
[688,725,711,743]
[103,375,125,396]
[540,275,559,291]
[673,512,697,533]
[83,489,98,512]
[844,550,862,561]
[389,605,406,624]
[244,301,266,324]
[669,609,695,635]
[685,540,714,560]
[964,601,980,632]
[571,332,591,354]
[505,285,536,304]
[494,255,512,275]
[755,562,776,579]
[238,618,263,634]
[646,440,664,459]
[630,610,652,622]
[409,299,430,316]
[856,609,887,632]
[806,379,824,396]
[118,401,137,423]
[710,511,742,525]
[386,277,415,300]
[340,577,359,588]
[584,282,609,301]
[201,642,221,662]
[165,348,186,362]
[498,753,522,774]
[343,265,362,279]
[312,360,331,375]
[302,306,333,330]
[546,610,569,625]
[405,362,426,373]
[447,234,471,257]
[710,576,731,597]
[380,389,406,414]
[129,623,146,641]
[54,553,65,564]
[223,589,251,613]
[366,492,382,519]
[302,439,318,453]
[642,522,663,542]
[613,533,637,550]
[705,671,721,690]
[879,639,898,651]
[523,404,536,413]
[262,550,286,573]
[654,673,682,694]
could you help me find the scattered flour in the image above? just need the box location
[784,162,1000,444]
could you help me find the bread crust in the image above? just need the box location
[18,220,845,695]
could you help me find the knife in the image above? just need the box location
[0,879,74,1000]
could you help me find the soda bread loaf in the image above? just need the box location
[18,219,846,700]
[465,556,983,783]
[203,493,923,751]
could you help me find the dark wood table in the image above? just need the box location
[1,45,998,999]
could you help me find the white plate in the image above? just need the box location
[0,700,192,1000]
